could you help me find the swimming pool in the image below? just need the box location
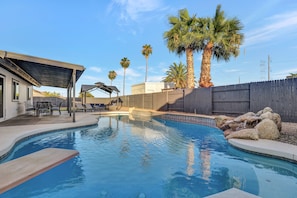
[1,115,297,197]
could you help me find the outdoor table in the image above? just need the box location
[36,101,52,116]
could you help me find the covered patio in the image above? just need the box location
[0,50,85,122]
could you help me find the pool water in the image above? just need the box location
[1,115,297,198]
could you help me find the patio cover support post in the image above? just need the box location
[72,70,76,122]
[83,91,86,105]
[67,87,69,114]
[67,86,72,116]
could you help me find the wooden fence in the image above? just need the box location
[118,78,297,122]
[35,78,296,122]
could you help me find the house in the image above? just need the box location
[33,89,46,97]
[0,50,85,122]
[131,82,175,95]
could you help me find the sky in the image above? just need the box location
[1,0,297,97]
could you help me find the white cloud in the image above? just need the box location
[244,10,297,46]
[108,0,163,21]
[273,68,297,79]
[224,69,241,73]
[89,67,102,73]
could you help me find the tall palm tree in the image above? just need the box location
[120,57,130,96]
[142,44,153,82]
[163,62,187,89]
[108,70,117,85]
[198,5,244,87]
[164,9,201,89]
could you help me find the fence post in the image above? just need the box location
[166,91,169,111]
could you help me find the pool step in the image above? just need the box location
[205,188,261,198]
[0,148,79,194]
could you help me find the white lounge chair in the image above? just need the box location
[75,103,85,112]
[85,104,94,112]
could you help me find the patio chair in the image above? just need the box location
[75,103,85,112]
[51,102,63,115]
[85,103,94,112]
[94,103,106,111]
[25,102,36,115]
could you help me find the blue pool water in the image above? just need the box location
[1,115,297,198]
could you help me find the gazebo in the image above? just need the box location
[80,82,120,106]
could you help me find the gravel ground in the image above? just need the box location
[277,122,297,145]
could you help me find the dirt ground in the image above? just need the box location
[277,122,297,145]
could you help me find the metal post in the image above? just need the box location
[67,87,71,116]
[72,70,76,122]
[268,55,271,80]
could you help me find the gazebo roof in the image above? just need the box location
[81,82,119,94]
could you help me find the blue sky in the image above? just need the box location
[1,0,297,97]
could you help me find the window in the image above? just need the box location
[27,87,31,100]
[12,79,19,101]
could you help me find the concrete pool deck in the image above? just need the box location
[0,111,296,197]
[0,112,100,158]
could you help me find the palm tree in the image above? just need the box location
[108,70,117,85]
[142,44,153,82]
[164,9,201,89]
[198,5,244,87]
[286,73,297,79]
[163,62,187,88]
[120,57,130,96]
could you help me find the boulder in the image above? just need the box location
[256,110,263,116]
[260,111,273,120]
[263,107,273,114]
[226,128,259,140]
[272,113,282,131]
[256,107,273,116]
[223,129,233,137]
[215,115,232,129]
[255,118,280,140]
[229,122,243,131]
[234,112,256,122]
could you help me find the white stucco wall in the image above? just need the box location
[131,82,175,95]
[131,83,145,95]
[0,67,33,121]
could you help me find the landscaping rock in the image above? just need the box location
[234,112,256,122]
[215,115,231,129]
[216,107,282,141]
[260,111,273,120]
[272,113,282,131]
[255,118,280,140]
[263,107,273,114]
[226,128,259,140]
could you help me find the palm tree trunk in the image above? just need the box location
[186,48,195,88]
[145,57,148,82]
[199,42,214,87]
[123,69,126,96]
